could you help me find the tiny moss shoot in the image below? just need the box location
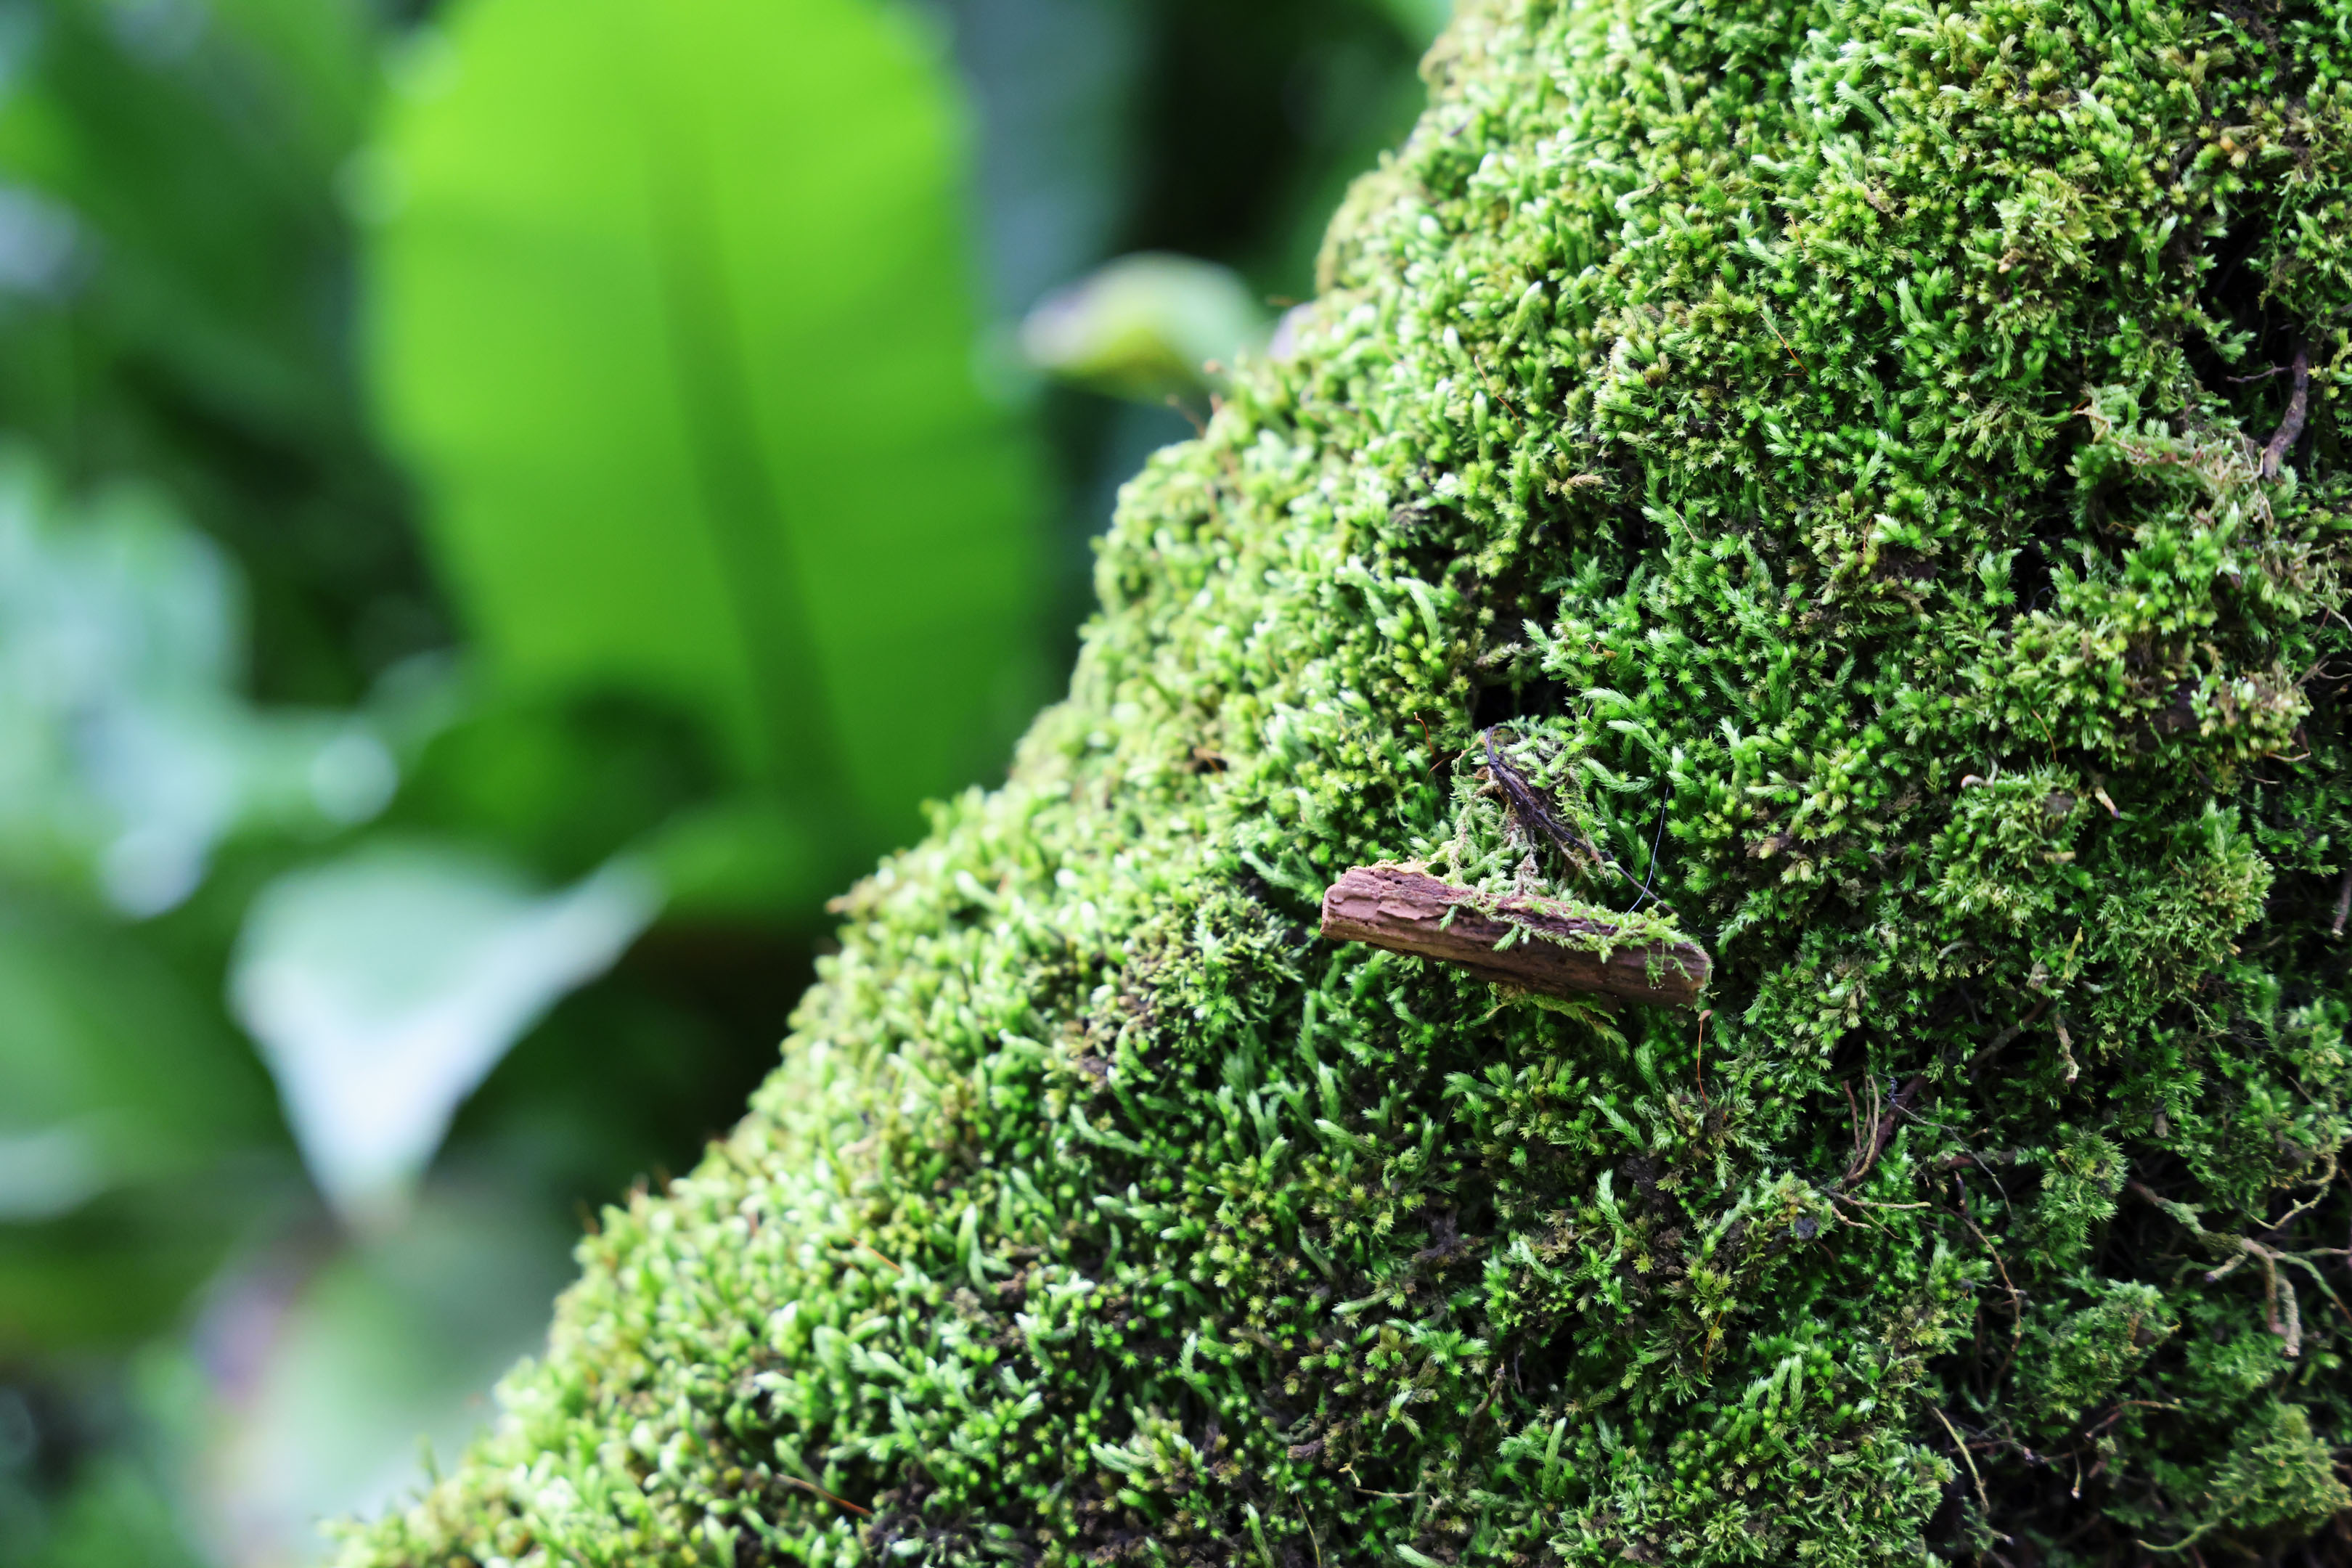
[347,0,2352,1561]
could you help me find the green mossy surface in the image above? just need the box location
[346,0,2352,1561]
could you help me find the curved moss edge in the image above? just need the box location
[343,0,2352,1563]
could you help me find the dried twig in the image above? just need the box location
[2129,1182,2306,1357]
[2261,340,2312,481]
[779,1475,872,1518]
[1694,1008,1712,1107]
[1483,730,1636,893]
[1968,998,2051,1077]
[1957,1196,2030,1388]
[851,1238,902,1275]
[1841,1072,1928,1188]
[1932,1407,1996,1531]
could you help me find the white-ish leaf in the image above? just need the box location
[230,842,661,1230]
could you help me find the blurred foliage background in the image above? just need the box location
[0,0,1442,1562]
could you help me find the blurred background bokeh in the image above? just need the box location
[0,0,1445,1562]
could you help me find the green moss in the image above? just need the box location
[343,0,2352,1562]
[2014,1279,2171,1429]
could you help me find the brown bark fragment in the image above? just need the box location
[1318,863,1710,1008]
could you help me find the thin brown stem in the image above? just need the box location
[2261,340,2312,481]
[779,1475,872,1518]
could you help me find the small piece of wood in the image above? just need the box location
[1318,864,1710,1009]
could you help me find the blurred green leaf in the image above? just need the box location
[0,0,430,702]
[384,684,719,885]
[366,0,1048,889]
[0,891,273,1193]
[932,0,1148,317]
[17,1444,208,1568]
[0,888,282,1351]
[0,453,396,915]
[1370,0,1450,46]
[194,1189,573,1567]
[0,0,372,436]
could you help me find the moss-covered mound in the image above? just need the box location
[346,0,2352,1561]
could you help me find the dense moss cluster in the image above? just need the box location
[347,0,2352,1561]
